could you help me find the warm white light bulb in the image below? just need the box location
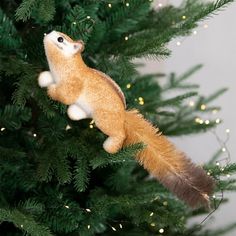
[159,228,164,233]
[176,41,181,46]
[200,104,206,110]
[66,125,71,130]
[189,101,195,107]
[212,109,218,114]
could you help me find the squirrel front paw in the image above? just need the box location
[38,71,54,87]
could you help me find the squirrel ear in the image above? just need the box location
[74,40,84,53]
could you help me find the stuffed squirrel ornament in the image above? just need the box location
[38,31,215,208]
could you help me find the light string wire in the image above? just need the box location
[189,127,231,234]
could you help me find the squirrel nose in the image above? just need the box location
[44,30,54,36]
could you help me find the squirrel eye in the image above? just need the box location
[57,37,64,43]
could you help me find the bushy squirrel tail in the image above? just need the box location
[124,109,215,208]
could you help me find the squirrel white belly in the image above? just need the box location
[38,31,215,208]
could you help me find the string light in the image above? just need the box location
[163,201,168,206]
[150,212,154,217]
[195,118,204,124]
[125,36,129,41]
[64,205,70,209]
[193,30,197,35]
[119,224,123,229]
[150,223,156,227]
[176,41,181,46]
[200,104,206,110]
[189,101,195,107]
[1,127,5,131]
[72,21,76,25]
[20,225,23,228]
[227,174,231,178]
[87,16,91,19]
[222,147,226,152]
[212,109,218,114]
[205,120,210,125]
[65,125,71,130]
[216,162,220,166]
[225,129,230,133]
[126,83,131,89]
[203,24,209,29]
[85,208,91,212]
[111,226,117,231]
[87,225,91,229]
[158,3,163,7]
[126,3,130,7]
[207,172,211,175]
[138,97,144,105]
[108,3,112,8]
[159,228,164,233]
[182,15,186,20]
[216,118,221,124]
[44,33,47,36]
[199,119,204,124]
[33,133,37,137]
[89,119,95,128]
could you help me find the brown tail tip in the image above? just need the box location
[161,163,215,208]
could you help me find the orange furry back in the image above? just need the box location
[124,109,215,208]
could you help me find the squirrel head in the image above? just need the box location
[43,31,84,61]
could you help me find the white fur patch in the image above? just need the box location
[38,71,54,87]
[75,93,93,117]
[67,104,88,120]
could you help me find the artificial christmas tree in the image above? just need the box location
[0,0,236,235]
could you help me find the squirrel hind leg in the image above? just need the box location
[94,110,126,154]
[103,136,125,154]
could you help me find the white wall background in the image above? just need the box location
[143,1,236,235]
